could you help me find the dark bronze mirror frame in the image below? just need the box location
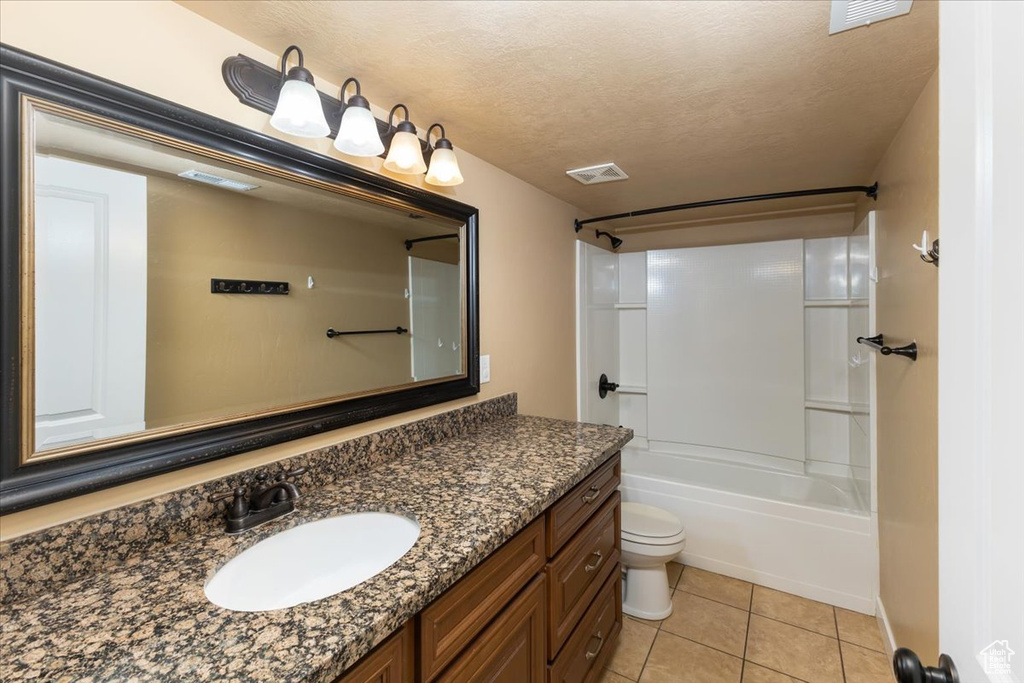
[0,44,480,513]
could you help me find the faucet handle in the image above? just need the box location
[282,466,307,480]
[209,487,240,504]
[209,486,249,521]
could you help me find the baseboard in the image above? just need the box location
[679,551,876,614]
[875,595,897,661]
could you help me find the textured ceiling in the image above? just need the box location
[35,111,457,237]
[178,0,937,225]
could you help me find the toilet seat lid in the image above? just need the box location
[621,502,684,539]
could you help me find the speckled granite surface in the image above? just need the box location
[0,394,518,606]
[0,411,631,682]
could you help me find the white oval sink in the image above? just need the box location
[205,512,420,612]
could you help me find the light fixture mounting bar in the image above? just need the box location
[573,183,879,231]
[222,54,428,158]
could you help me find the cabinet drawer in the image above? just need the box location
[546,492,620,657]
[548,567,622,683]
[419,517,546,682]
[435,575,547,683]
[546,453,620,557]
[334,621,414,683]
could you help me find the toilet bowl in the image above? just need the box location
[620,502,686,620]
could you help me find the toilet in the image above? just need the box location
[620,502,687,620]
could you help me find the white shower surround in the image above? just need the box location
[576,235,878,613]
[647,241,807,466]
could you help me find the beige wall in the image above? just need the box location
[855,72,939,661]
[145,175,420,428]
[0,0,585,537]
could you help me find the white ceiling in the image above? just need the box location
[178,0,938,226]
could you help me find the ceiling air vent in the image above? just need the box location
[829,0,913,35]
[566,163,629,186]
[178,169,259,192]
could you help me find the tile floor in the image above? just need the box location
[599,563,895,683]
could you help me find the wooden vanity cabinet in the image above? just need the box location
[546,492,621,657]
[334,621,414,683]
[419,517,547,680]
[433,575,547,682]
[544,455,622,682]
[334,453,622,683]
[545,455,620,557]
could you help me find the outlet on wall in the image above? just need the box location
[480,355,491,383]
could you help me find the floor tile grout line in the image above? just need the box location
[674,585,753,613]
[836,607,848,683]
[635,629,657,683]
[838,635,888,654]
[655,628,746,662]
[739,580,754,682]
[748,611,841,641]
[743,660,818,683]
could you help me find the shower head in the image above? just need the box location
[595,229,623,250]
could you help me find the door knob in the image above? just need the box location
[893,648,959,683]
[598,373,619,399]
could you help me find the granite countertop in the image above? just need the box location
[0,415,631,682]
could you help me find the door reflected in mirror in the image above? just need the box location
[27,105,465,461]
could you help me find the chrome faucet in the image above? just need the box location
[209,466,306,534]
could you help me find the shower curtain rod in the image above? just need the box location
[573,182,878,231]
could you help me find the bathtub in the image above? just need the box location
[619,447,877,614]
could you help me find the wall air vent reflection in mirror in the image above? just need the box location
[178,169,259,192]
[566,162,629,185]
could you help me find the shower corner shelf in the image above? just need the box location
[804,299,868,308]
[805,399,869,415]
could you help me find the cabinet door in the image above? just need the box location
[420,517,546,681]
[334,622,413,683]
[435,575,546,683]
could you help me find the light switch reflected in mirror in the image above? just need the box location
[29,108,466,459]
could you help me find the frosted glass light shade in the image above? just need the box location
[334,105,385,157]
[383,130,427,174]
[425,147,464,186]
[270,79,330,138]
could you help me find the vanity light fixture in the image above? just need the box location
[383,104,427,175]
[269,45,331,138]
[222,52,466,183]
[424,124,464,187]
[333,78,385,157]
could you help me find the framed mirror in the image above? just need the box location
[0,45,480,512]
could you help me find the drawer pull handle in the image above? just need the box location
[584,550,603,573]
[584,631,605,661]
[582,485,601,504]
